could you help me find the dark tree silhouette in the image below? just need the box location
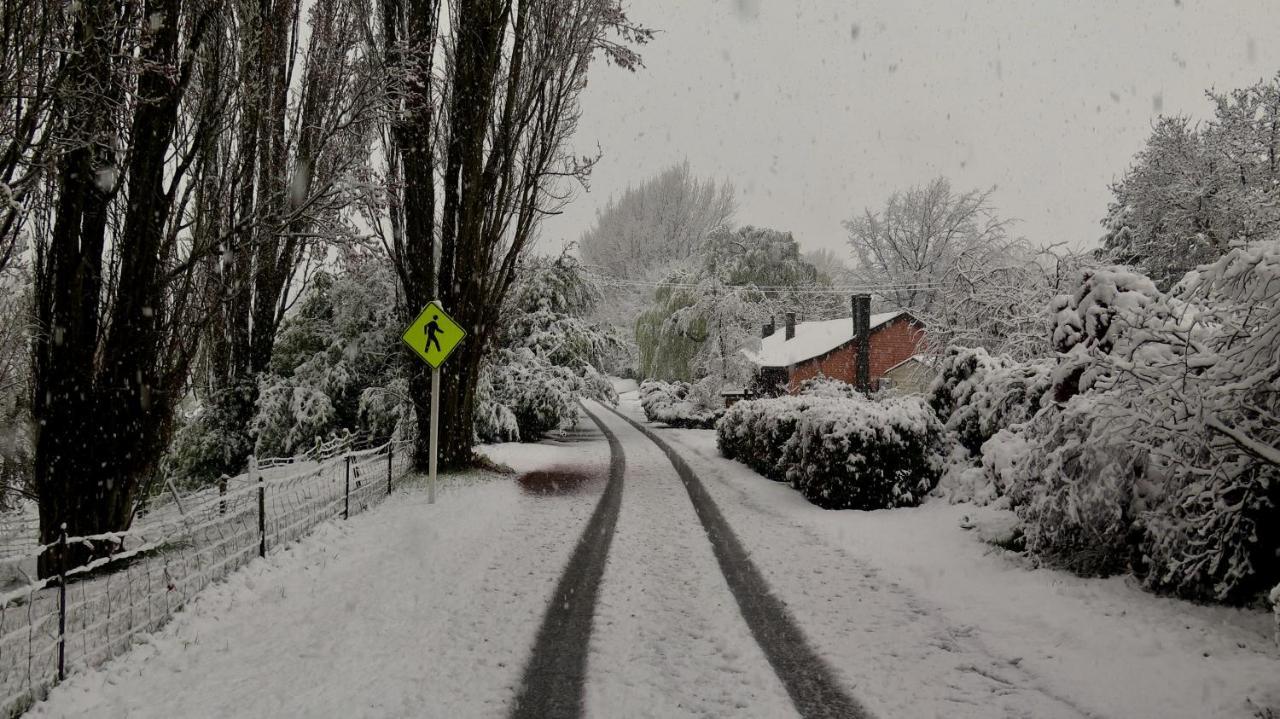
[380,0,651,469]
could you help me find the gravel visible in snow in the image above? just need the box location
[634,403,1280,718]
[31,431,610,718]
[584,407,796,718]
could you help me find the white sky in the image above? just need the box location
[540,0,1280,259]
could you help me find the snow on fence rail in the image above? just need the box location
[0,439,414,717]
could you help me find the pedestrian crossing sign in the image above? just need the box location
[402,300,467,369]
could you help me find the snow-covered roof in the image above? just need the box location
[746,311,909,368]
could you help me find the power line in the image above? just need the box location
[578,271,945,295]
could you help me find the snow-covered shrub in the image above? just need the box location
[485,348,598,440]
[1141,458,1279,602]
[1004,243,1280,600]
[929,346,1006,424]
[929,347,1051,457]
[998,397,1147,576]
[638,379,722,429]
[788,396,946,510]
[252,379,338,459]
[472,368,520,443]
[164,381,256,484]
[1271,584,1280,647]
[358,377,413,443]
[1047,266,1165,401]
[720,394,946,509]
[716,396,816,481]
[477,254,622,442]
[796,376,862,399]
[927,347,1050,506]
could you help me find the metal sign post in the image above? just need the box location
[400,300,467,505]
[429,367,440,503]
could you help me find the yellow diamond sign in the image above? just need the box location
[402,301,467,369]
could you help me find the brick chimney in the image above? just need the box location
[762,317,775,339]
[852,295,871,392]
[784,312,796,341]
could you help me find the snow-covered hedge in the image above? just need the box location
[789,396,946,510]
[718,394,946,509]
[929,347,1051,457]
[638,380,722,429]
[717,396,816,482]
[795,377,863,400]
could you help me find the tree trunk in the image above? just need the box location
[34,0,208,577]
[410,340,481,471]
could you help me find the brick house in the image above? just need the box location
[746,297,926,394]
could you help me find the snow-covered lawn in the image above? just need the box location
[30,431,610,718]
[629,392,1280,718]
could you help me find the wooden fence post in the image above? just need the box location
[344,454,352,520]
[387,445,394,496]
[218,475,228,516]
[57,524,67,681]
[253,454,265,558]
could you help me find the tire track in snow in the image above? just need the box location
[510,402,625,719]
[603,404,874,719]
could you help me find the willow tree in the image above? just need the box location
[380,0,650,469]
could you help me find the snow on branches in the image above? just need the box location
[475,254,622,443]
[981,241,1280,601]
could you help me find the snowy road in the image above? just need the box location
[29,400,1280,718]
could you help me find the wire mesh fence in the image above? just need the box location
[0,439,414,717]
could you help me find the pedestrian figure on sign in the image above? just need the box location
[425,315,443,353]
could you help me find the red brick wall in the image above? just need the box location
[784,316,925,392]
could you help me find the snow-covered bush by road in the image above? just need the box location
[995,242,1280,602]
[927,347,1051,506]
[928,347,1052,457]
[788,396,946,510]
[795,376,863,400]
[994,396,1148,577]
[718,394,945,510]
[475,254,622,443]
[717,395,816,481]
[638,379,722,429]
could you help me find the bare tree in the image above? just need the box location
[579,160,736,278]
[191,0,385,477]
[844,177,1013,313]
[842,177,1074,359]
[32,0,222,576]
[379,0,650,469]
[0,0,61,277]
[577,160,735,354]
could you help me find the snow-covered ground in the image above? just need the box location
[26,393,1279,718]
[29,430,611,718]
[584,407,795,718]
[618,393,1280,719]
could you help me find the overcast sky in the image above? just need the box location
[540,0,1280,260]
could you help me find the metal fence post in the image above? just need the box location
[57,524,67,681]
[387,444,394,496]
[344,454,351,520]
[253,454,265,558]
